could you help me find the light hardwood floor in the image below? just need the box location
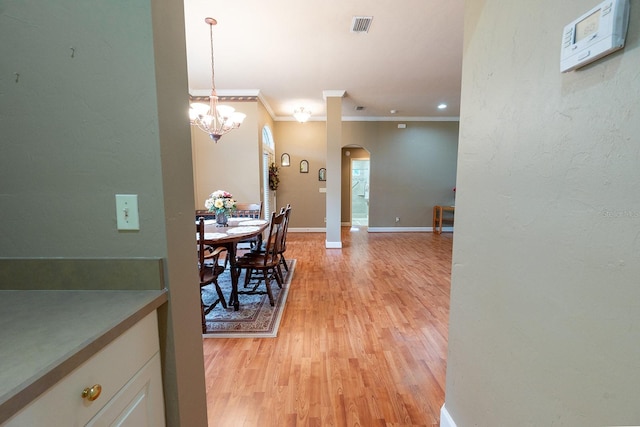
[202,227,453,426]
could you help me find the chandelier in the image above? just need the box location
[189,18,246,142]
[293,107,311,123]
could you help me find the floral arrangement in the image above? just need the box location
[204,190,237,215]
[269,163,280,191]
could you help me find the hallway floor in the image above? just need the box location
[202,228,452,426]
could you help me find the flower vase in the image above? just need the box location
[216,211,228,227]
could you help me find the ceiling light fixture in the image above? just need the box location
[189,18,246,142]
[293,107,311,123]
[438,103,447,110]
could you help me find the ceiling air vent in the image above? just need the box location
[354,106,365,111]
[351,16,373,33]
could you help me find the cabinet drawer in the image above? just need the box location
[3,312,160,426]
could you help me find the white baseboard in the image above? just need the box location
[290,227,454,233]
[368,227,432,233]
[325,241,342,249]
[289,227,326,233]
[440,404,457,427]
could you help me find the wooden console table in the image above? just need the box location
[432,205,455,234]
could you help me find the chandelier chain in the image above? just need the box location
[209,22,216,93]
[189,17,246,142]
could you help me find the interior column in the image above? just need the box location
[323,90,345,248]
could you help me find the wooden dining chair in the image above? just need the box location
[277,204,292,273]
[246,204,291,284]
[197,217,228,332]
[235,202,263,252]
[195,209,216,221]
[234,202,262,218]
[234,210,286,306]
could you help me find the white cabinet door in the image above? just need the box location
[86,352,164,427]
[2,312,163,427]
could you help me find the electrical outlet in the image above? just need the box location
[115,194,140,230]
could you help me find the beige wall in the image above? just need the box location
[0,1,207,425]
[445,1,640,426]
[192,100,262,209]
[273,121,329,228]
[273,120,459,229]
[191,99,279,217]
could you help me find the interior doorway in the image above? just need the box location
[351,158,370,226]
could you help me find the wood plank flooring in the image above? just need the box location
[202,227,453,426]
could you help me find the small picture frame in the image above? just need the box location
[318,168,326,181]
[300,160,309,173]
[281,153,290,167]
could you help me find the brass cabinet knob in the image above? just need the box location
[81,384,102,402]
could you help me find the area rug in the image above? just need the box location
[201,259,296,338]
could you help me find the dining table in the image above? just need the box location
[196,216,269,310]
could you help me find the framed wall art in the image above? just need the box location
[300,160,309,173]
[281,153,290,167]
[318,168,326,181]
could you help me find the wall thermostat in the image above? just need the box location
[560,0,630,72]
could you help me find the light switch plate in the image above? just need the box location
[115,194,140,230]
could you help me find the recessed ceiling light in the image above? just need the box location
[390,109,398,114]
[438,103,447,110]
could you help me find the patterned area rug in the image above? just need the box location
[201,259,296,338]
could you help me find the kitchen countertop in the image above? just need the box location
[0,289,168,423]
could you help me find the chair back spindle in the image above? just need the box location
[234,202,262,219]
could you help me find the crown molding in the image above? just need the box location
[188,89,277,118]
[273,115,460,122]
[189,89,459,122]
[322,90,347,99]
[189,89,260,102]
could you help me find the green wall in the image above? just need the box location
[273,120,459,229]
